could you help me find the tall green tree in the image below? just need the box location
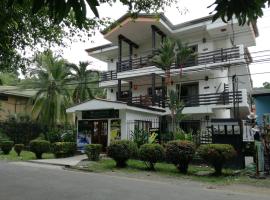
[68,61,99,103]
[29,50,71,128]
[210,0,269,25]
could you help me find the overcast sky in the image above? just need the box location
[62,0,270,88]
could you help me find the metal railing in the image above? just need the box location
[116,46,241,72]
[100,71,117,81]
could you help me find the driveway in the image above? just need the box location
[0,161,269,200]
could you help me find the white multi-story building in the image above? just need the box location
[67,13,258,148]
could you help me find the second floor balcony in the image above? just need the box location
[116,46,242,73]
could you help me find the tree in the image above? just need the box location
[29,50,71,128]
[152,38,175,84]
[263,82,270,89]
[0,72,20,85]
[68,61,98,103]
[210,0,269,25]
[168,90,185,133]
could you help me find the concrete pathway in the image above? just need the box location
[28,154,87,166]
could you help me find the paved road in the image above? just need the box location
[0,161,269,200]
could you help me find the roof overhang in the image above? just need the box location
[66,99,165,115]
[252,89,270,97]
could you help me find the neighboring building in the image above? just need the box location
[251,88,270,126]
[0,86,36,120]
[67,13,258,148]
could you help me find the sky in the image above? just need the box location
[62,0,270,88]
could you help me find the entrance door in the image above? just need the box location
[91,120,108,150]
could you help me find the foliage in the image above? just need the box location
[139,144,165,170]
[165,140,196,174]
[51,142,76,158]
[0,140,14,155]
[46,130,62,143]
[28,50,71,128]
[0,116,45,145]
[0,72,20,85]
[197,144,237,176]
[173,129,193,141]
[67,62,99,103]
[175,40,196,67]
[209,0,269,25]
[148,132,158,144]
[85,144,102,161]
[152,38,175,71]
[14,144,24,156]
[0,149,54,161]
[29,139,50,159]
[131,128,148,147]
[159,132,174,144]
[107,140,138,168]
[168,90,185,133]
[46,128,76,143]
[61,130,76,143]
[7,0,176,28]
[263,82,270,89]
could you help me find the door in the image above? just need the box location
[178,83,199,106]
[91,120,108,150]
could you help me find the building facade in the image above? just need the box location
[67,13,258,148]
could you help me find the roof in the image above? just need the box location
[85,43,116,53]
[0,86,37,98]
[251,88,270,97]
[66,98,165,115]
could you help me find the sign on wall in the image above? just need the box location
[82,109,119,119]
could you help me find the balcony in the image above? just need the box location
[116,46,242,73]
[100,71,117,81]
[118,95,166,108]
[181,91,242,107]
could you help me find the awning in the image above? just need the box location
[66,99,165,116]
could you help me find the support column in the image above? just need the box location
[128,81,133,104]
[118,36,122,72]
[162,77,166,108]
[152,73,156,106]
[129,44,133,70]
[151,25,156,53]
[117,79,122,100]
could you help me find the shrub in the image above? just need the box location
[131,128,149,147]
[14,144,24,156]
[165,140,196,174]
[46,130,62,143]
[85,144,102,161]
[51,142,76,158]
[61,130,76,142]
[197,144,237,176]
[0,140,14,155]
[107,140,138,167]
[139,144,165,170]
[29,140,50,159]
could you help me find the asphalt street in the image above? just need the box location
[0,161,269,200]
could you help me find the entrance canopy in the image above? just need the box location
[66,99,165,116]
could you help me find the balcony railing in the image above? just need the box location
[117,91,242,109]
[100,71,117,81]
[116,46,241,73]
[181,91,242,107]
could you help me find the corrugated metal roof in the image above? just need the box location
[0,86,37,98]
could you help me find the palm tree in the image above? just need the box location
[175,40,196,68]
[29,50,71,128]
[67,62,99,104]
[152,38,175,84]
[168,90,185,133]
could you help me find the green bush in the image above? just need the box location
[29,140,50,159]
[131,128,149,147]
[197,144,237,176]
[51,142,76,158]
[85,144,102,161]
[46,130,62,143]
[165,140,195,174]
[62,130,76,142]
[107,140,138,167]
[0,140,14,155]
[139,144,165,170]
[14,144,24,156]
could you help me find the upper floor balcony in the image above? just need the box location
[100,45,245,83]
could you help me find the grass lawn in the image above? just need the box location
[0,149,54,161]
[78,158,270,187]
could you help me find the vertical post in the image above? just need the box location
[151,25,156,53]
[129,44,133,70]
[152,73,156,106]
[117,79,122,100]
[232,75,236,119]
[118,35,122,72]
[128,81,132,104]
[162,77,166,108]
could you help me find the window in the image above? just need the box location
[148,87,163,98]
[177,83,199,106]
[134,120,152,132]
[117,91,130,99]
[0,95,8,101]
